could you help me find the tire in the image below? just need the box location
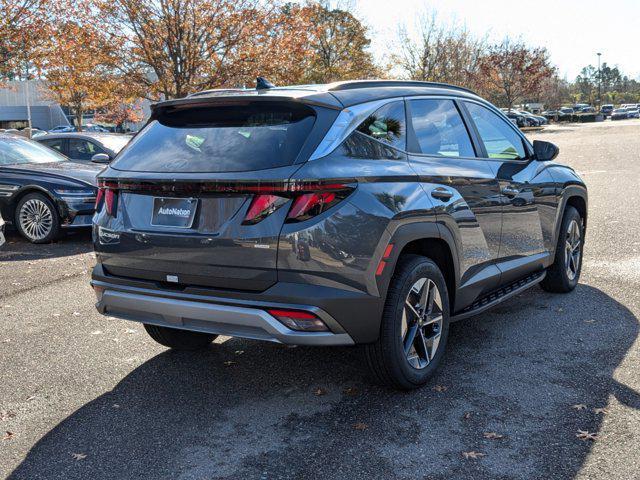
[365,254,450,390]
[143,324,217,351]
[540,205,584,293]
[15,192,60,243]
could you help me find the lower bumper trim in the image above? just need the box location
[96,289,354,346]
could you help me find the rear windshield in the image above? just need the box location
[111,102,316,173]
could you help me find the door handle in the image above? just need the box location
[501,186,520,197]
[430,187,454,201]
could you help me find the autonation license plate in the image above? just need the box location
[151,197,198,228]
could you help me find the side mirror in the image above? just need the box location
[533,140,559,161]
[91,153,111,164]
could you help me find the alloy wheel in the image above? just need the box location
[565,218,581,281]
[19,199,53,241]
[401,277,444,369]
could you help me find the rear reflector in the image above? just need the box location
[267,308,328,332]
[375,243,394,276]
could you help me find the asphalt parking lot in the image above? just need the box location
[1,120,639,480]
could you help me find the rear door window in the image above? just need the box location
[409,99,475,157]
[111,102,316,173]
[40,138,65,154]
[68,139,105,161]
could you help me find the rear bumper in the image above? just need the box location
[95,288,353,346]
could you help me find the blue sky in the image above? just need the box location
[344,0,640,80]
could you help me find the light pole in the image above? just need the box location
[597,52,602,108]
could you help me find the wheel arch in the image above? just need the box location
[381,222,460,312]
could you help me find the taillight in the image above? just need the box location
[242,194,288,225]
[267,308,328,331]
[97,181,118,216]
[287,192,336,222]
[95,187,104,209]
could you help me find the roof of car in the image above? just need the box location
[37,132,129,142]
[152,80,485,112]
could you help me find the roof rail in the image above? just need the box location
[327,80,478,96]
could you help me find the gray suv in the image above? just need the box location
[91,80,587,389]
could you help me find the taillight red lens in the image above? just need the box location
[95,188,104,209]
[243,194,288,225]
[105,188,118,216]
[267,308,328,331]
[287,192,337,222]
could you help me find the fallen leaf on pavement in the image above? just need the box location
[576,430,597,441]
[90,330,102,335]
[594,407,608,415]
[25,396,36,402]
[112,404,120,409]
[234,350,244,355]
[483,432,504,440]
[3,431,14,440]
[0,411,16,421]
[52,313,60,317]
[463,412,472,420]
[462,451,485,459]
[572,404,587,410]
[344,387,359,396]
[433,385,448,392]
[353,422,368,430]
[223,361,236,366]
[313,387,327,396]
[72,312,80,316]
[124,328,137,334]
[71,453,87,461]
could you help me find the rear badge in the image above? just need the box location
[166,275,179,283]
[98,226,120,245]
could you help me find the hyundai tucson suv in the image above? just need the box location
[91,80,587,389]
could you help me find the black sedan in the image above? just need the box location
[0,134,103,243]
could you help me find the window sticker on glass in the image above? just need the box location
[355,101,406,150]
[185,134,205,152]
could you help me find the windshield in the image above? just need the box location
[112,102,316,173]
[0,136,67,166]
[99,136,131,153]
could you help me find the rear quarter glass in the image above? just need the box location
[110,102,316,173]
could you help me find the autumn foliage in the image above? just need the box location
[0,0,577,117]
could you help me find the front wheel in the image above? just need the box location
[144,324,217,351]
[540,205,584,293]
[15,192,60,243]
[365,255,450,390]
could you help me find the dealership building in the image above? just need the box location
[0,80,70,131]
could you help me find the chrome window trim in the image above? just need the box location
[308,98,401,161]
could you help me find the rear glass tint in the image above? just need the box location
[111,102,316,173]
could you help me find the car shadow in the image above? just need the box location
[0,230,92,261]
[7,284,639,480]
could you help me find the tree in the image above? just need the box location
[34,10,127,131]
[0,0,46,81]
[393,13,486,86]
[95,0,314,99]
[94,101,144,132]
[474,39,555,110]
[302,2,378,83]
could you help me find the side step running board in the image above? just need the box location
[451,270,546,322]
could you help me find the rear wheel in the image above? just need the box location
[365,255,450,390]
[143,324,217,351]
[540,205,584,293]
[15,192,60,243]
